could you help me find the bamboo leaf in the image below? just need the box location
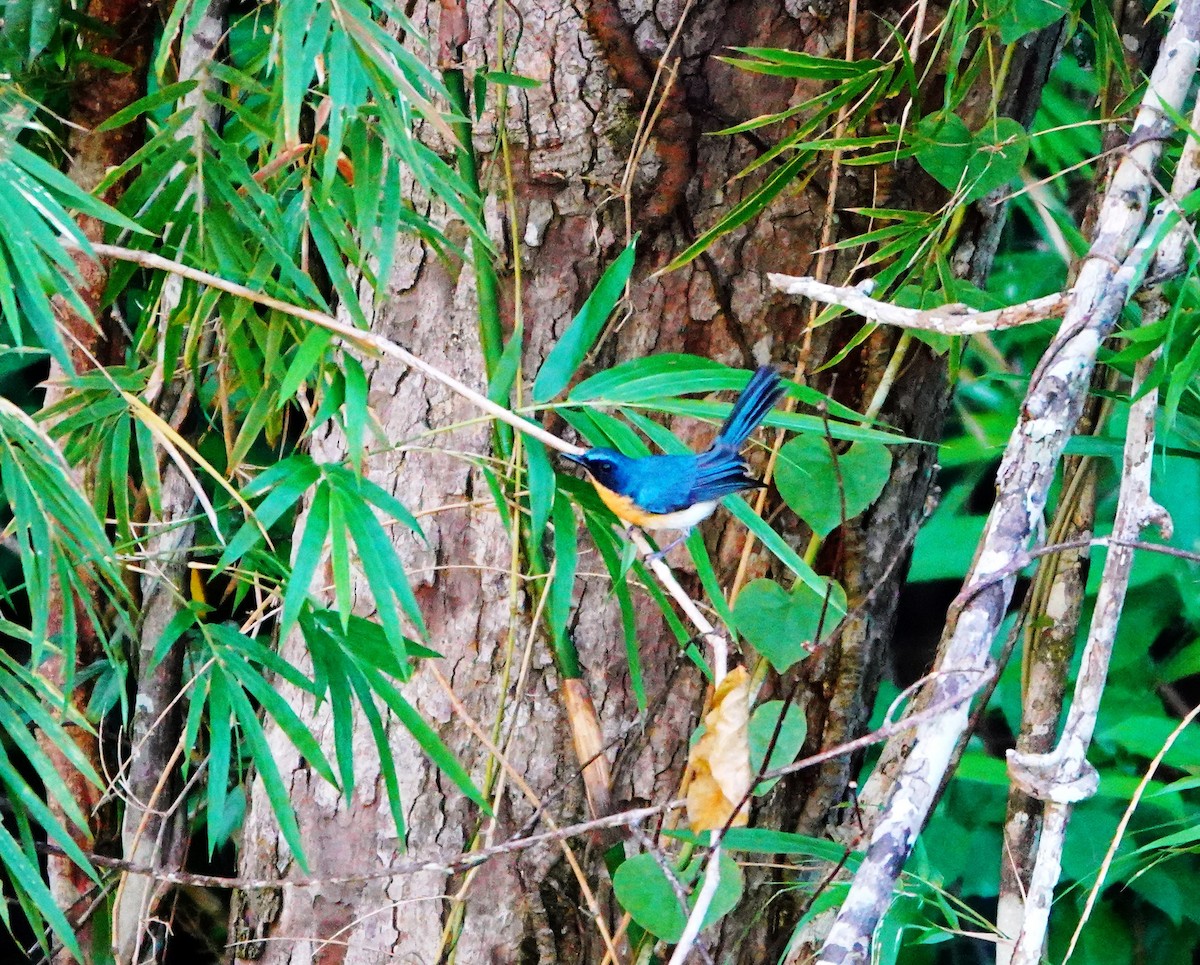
[549,493,578,652]
[220,667,310,870]
[533,238,638,402]
[281,480,331,640]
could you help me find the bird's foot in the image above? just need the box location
[645,530,691,563]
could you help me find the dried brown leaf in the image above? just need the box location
[686,666,752,832]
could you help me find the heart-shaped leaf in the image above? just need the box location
[732,577,846,671]
[749,700,807,794]
[914,114,1029,203]
[776,436,892,537]
[912,114,972,189]
[613,851,743,942]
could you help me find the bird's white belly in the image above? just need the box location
[639,499,719,530]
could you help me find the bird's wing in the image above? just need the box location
[686,449,762,503]
[620,454,702,514]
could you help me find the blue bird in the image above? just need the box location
[563,366,786,557]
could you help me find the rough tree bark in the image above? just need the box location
[231,1,1050,961]
[40,3,154,961]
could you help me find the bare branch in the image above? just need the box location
[768,274,1072,335]
[810,3,1200,961]
[75,243,736,684]
[82,243,579,457]
[1000,61,1200,965]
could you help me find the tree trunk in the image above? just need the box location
[40,3,154,960]
[232,0,1044,960]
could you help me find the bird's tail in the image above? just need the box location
[712,366,786,451]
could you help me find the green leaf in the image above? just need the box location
[341,489,426,645]
[748,700,807,793]
[775,436,893,537]
[664,150,809,271]
[10,140,145,234]
[0,821,81,959]
[342,355,368,467]
[329,486,353,628]
[278,328,333,403]
[722,47,882,79]
[569,355,752,402]
[206,671,232,856]
[216,646,336,787]
[997,0,1071,42]
[913,114,1029,203]
[571,356,867,424]
[525,438,555,542]
[549,493,578,655]
[583,509,646,709]
[613,851,743,942]
[207,786,246,849]
[363,667,491,813]
[646,397,904,446]
[281,481,331,639]
[94,81,199,132]
[912,114,973,190]
[733,577,846,671]
[220,668,310,871]
[684,529,738,640]
[148,606,200,671]
[488,322,524,404]
[666,827,856,864]
[218,455,320,571]
[532,238,637,402]
[352,472,425,539]
[482,70,543,88]
[346,665,408,838]
[2,0,61,63]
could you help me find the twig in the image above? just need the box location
[41,802,684,890]
[763,666,994,784]
[36,662,998,900]
[667,843,723,965]
[425,664,623,963]
[768,274,1072,336]
[815,3,1200,959]
[82,243,578,456]
[1063,700,1200,964]
[1001,58,1200,965]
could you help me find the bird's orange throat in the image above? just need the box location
[590,480,658,528]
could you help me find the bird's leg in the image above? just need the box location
[646,528,692,563]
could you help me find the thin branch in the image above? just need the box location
[813,2,1200,960]
[768,273,1071,335]
[34,654,1008,897]
[75,243,738,688]
[1001,63,1200,965]
[43,802,681,890]
[83,243,578,456]
[667,843,723,965]
[1064,700,1200,964]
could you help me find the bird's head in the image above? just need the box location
[562,448,631,490]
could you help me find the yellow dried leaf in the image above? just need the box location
[686,666,752,832]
